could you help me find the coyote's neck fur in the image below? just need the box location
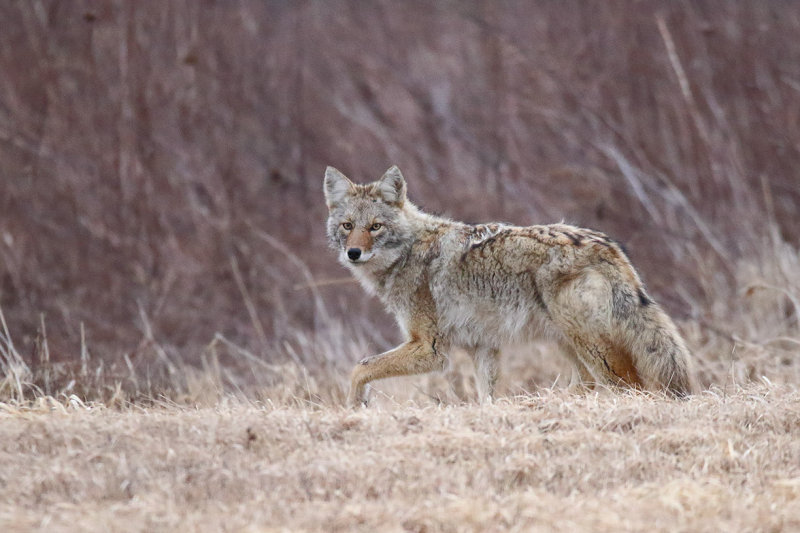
[324,165,694,406]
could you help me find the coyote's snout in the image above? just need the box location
[324,166,694,407]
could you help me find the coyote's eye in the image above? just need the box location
[370,223,382,231]
[342,222,353,230]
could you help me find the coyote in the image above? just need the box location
[324,166,693,406]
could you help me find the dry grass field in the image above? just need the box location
[2,2,800,531]
[1,386,799,532]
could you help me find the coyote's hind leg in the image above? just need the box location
[561,344,596,393]
[547,270,645,390]
[564,333,643,390]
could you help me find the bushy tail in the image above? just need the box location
[626,303,695,397]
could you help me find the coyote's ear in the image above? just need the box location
[376,166,406,207]
[324,167,354,210]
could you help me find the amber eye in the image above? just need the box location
[370,223,382,231]
[342,222,353,230]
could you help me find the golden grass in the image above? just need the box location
[1,385,798,532]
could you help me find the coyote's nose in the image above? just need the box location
[347,248,362,261]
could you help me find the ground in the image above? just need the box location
[2,386,798,532]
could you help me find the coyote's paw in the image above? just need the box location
[347,383,371,408]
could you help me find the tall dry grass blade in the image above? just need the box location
[39,313,51,395]
[249,225,332,325]
[600,145,662,222]
[229,254,269,352]
[293,277,357,291]
[654,170,732,264]
[136,302,179,382]
[80,322,89,378]
[656,13,710,144]
[0,305,29,401]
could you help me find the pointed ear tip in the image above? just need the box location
[325,167,351,185]
[385,165,404,179]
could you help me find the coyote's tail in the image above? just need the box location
[599,246,694,397]
[625,299,694,397]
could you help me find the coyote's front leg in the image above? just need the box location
[468,346,500,404]
[348,338,446,407]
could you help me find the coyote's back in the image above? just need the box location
[324,166,694,406]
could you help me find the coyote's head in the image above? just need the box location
[324,166,412,269]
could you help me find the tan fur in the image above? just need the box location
[324,166,694,407]
[346,228,373,254]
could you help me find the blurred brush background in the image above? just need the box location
[0,1,798,404]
